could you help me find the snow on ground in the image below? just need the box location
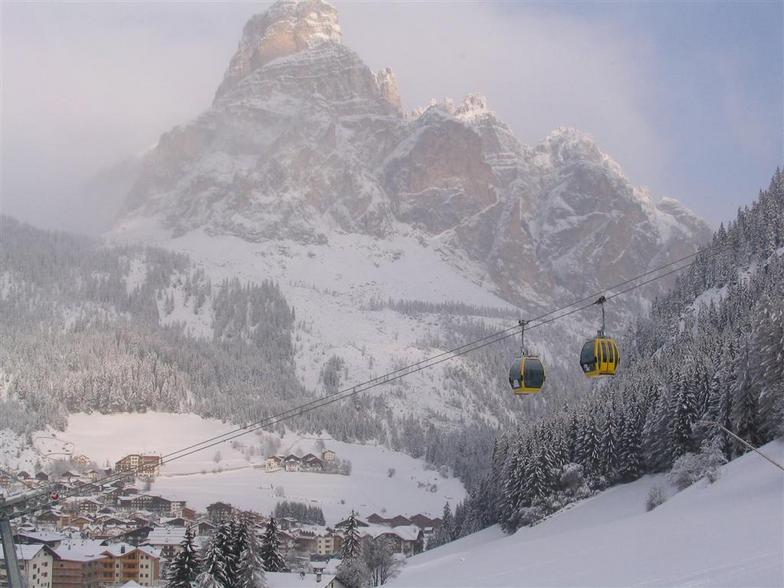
[0,430,41,475]
[392,440,784,587]
[53,412,465,524]
[109,224,520,422]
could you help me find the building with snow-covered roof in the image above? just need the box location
[143,526,187,561]
[265,571,343,588]
[50,541,109,587]
[50,541,160,587]
[14,530,67,547]
[359,524,423,557]
[0,544,55,588]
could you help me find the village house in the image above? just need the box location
[321,449,336,462]
[206,502,234,524]
[49,542,108,588]
[361,525,423,557]
[301,454,325,472]
[0,544,55,588]
[114,455,161,477]
[315,532,342,557]
[14,531,67,548]
[71,455,91,467]
[283,455,301,472]
[49,541,160,588]
[34,511,68,530]
[265,456,283,472]
[143,526,187,563]
[264,571,344,588]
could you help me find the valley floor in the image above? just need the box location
[42,412,466,524]
[392,440,784,587]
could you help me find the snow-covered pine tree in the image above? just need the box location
[226,517,247,581]
[166,527,201,588]
[752,293,784,439]
[237,520,267,588]
[498,442,526,531]
[618,404,642,482]
[642,389,672,471]
[523,448,548,505]
[671,367,699,458]
[198,530,229,588]
[260,517,286,572]
[337,510,367,588]
[731,339,762,455]
[340,511,362,560]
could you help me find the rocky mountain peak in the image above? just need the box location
[375,67,401,112]
[541,126,604,165]
[215,0,342,99]
[455,94,490,120]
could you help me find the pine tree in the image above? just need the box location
[618,405,642,482]
[753,294,784,440]
[731,340,761,455]
[337,511,367,588]
[260,517,286,572]
[523,449,548,505]
[237,523,267,588]
[227,517,247,581]
[671,371,698,458]
[166,527,201,588]
[198,531,228,588]
[430,502,454,547]
[340,511,362,560]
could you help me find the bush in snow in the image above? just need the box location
[559,463,584,492]
[668,437,728,491]
[646,486,667,511]
[515,506,546,528]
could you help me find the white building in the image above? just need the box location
[0,544,54,588]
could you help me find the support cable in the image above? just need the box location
[1,241,735,518]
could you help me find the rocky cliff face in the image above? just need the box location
[119,0,711,309]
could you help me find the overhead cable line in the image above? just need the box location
[4,240,732,517]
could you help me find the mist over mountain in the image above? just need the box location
[111,0,710,310]
[1,0,717,490]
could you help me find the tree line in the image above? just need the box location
[442,168,784,538]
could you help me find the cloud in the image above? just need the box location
[1,1,778,231]
[338,1,666,183]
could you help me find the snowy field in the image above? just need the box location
[108,224,534,424]
[392,440,784,587]
[52,412,465,524]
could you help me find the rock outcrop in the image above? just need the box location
[119,0,711,308]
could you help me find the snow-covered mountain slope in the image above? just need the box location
[392,440,784,587]
[104,0,710,437]
[114,0,710,311]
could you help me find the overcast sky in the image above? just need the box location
[1,0,782,232]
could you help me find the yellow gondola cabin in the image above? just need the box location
[509,355,546,394]
[580,295,620,377]
[580,337,620,377]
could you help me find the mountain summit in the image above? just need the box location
[216,0,342,99]
[117,0,710,307]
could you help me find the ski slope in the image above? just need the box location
[393,440,784,587]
